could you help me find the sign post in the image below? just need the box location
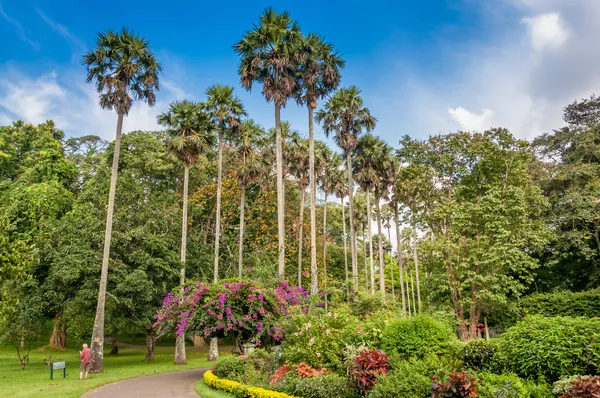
[50,361,66,380]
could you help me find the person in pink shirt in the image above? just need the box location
[79,343,91,380]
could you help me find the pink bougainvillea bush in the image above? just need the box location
[154,279,307,350]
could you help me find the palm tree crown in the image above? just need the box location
[204,84,246,132]
[83,28,161,115]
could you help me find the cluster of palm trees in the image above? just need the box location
[82,9,423,373]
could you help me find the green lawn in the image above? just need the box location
[0,345,212,398]
[195,379,235,398]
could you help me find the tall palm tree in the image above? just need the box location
[234,120,267,277]
[373,141,393,297]
[381,204,394,299]
[316,87,376,290]
[204,85,246,285]
[318,149,341,296]
[83,28,160,373]
[157,100,215,365]
[287,135,310,288]
[234,8,302,278]
[295,33,344,298]
[331,167,349,285]
[353,134,385,295]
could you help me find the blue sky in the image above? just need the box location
[1,0,599,146]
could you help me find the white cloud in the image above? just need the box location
[522,13,568,51]
[448,107,494,132]
[0,4,39,50]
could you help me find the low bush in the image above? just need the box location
[349,293,386,317]
[204,370,296,398]
[380,314,459,359]
[213,355,247,379]
[521,289,600,319]
[560,376,600,397]
[369,355,449,398]
[554,376,594,396]
[522,380,553,398]
[430,371,479,398]
[496,316,600,381]
[478,372,529,398]
[350,349,389,395]
[462,339,497,371]
[293,374,356,398]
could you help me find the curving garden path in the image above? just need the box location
[81,368,210,398]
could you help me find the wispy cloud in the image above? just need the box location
[0,3,40,50]
[36,8,87,52]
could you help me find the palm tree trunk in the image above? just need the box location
[412,220,422,312]
[297,188,305,288]
[394,203,406,316]
[366,190,375,295]
[346,151,358,289]
[376,197,385,297]
[323,192,328,309]
[214,129,224,283]
[410,269,417,314]
[341,199,348,286]
[406,266,412,316]
[275,104,285,278]
[90,111,124,374]
[308,107,318,296]
[238,184,246,278]
[174,163,189,365]
[362,224,368,291]
[387,225,394,300]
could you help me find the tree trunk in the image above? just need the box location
[363,225,369,291]
[412,222,422,312]
[208,337,219,361]
[406,266,412,316]
[214,128,224,284]
[275,105,285,278]
[375,197,385,297]
[309,106,318,295]
[298,188,305,288]
[366,190,375,295]
[174,163,190,366]
[410,270,417,315]
[238,184,246,278]
[387,226,394,300]
[90,111,124,373]
[192,334,206,349]
[484,316,490,342]
[322,192,328,293]
[49,316,67,350]
[394,204,406,316]
[346,151,358,289]
[145,330,155,361]
[341,198,349,287]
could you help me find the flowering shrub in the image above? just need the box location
[204,370,297,398]
[296,363,328,378]
[282,309,365,371]
[154,280,307,349]
[350,349,389,395]
[270,364,291,385]
[431,371,479,398]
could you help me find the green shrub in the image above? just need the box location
[478,373,529,398]
[369,356,449,398]
[522,380,553,398]
[213,355,247,379]
[496,316,600,381]
[380,314,459,359]
[462,339,497,371]
[521,289,600,319]
[293,374,356,398]
[349,293,386,317]
[553,376,594,396]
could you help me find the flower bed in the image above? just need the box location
[204,370,298,398]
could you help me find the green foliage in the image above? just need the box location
[349,293,386,317]
[380,314,459,359]
[430,371,479,398]
[214,356,247,379]
[292,374,356,398]
[497,316,600,381]
[369,356,449,398]
[462,339,497,372]
[520,289,600,318]
[553,376,593,396]
[477,373,529,398]
[560,376,600,398]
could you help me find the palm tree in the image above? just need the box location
[353,134,385,295]
[295,33,344,299]
[381,204,394,299]
[157,100,215,365]
[234,8,302,278]
[83,28,160,373]
[318,149,342,296]
[204,85,246,285]
[331,167,349,286]
[234,120,267,277]
[287,135,310,288]
[316,87,376,290]
[373,141,393,297]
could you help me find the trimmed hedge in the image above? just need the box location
[521,289,600,318]
[204,370,298,398]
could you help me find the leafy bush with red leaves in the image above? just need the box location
[296,362,328,378]
[431,371,479,398]
[269,364,291,385]
[561,376,600,398]
[351,349,389,395]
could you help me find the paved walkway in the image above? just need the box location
[82,368,210,398]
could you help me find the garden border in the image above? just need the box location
[203,370,298,398]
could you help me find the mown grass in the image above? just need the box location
[0,345,211,398]
[195,379,235,398]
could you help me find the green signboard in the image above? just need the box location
[50,361,66,380]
